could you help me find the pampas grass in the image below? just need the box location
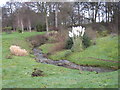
[9,45,28,56]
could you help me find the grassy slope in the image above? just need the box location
[2,32,118,88]
[67,35,118,68]
[41,35,118,68]
[40,43,55,53]
[40,43,72,60]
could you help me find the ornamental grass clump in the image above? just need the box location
[69,26,85,52]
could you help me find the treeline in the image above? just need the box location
[2,2,120,33]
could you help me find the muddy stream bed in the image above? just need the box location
[33,48,116,73]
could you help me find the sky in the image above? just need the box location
[0,0,113,22]
[0,0,9,6]
[0,0,118,6]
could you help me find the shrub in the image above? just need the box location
[18,29,22,33]
[49,26,59,31]
[68,26,86,52]
[36,24,46,32]
[82,33,91,48]
[45,31,58,43]
[4,26,12,30]
[3,26,12,34]
[49,31,68,53]
[85,27,97,39]
[27,35,48,47]
[71,38,83,52]
[97,30,109,37]
[65,37,73,49]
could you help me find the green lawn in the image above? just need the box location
[2,32,119,88]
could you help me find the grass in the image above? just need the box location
[39,43,72,60]
[2,32,119,88]
[49,50,72,60]
[40,35,118,69]
[39,43,55,53]
[0,34,2,89]
[67,35,119,68]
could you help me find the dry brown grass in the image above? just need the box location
[27,34,48,47]
[48,30,68,53]
[85,27,97,39]
[9,45,28,56]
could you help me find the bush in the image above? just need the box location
[82,33,91,48]
[3,26,12,34]
[4,26,12,30]
[27,35,48,47]
[18,29,22,33]
[65,33,91,51]
[97,30,109,37]
[36,24,46,32]
[49,26,59,31]
[71,38,83,52]
[49,31,68,53]
[65,37,73,49]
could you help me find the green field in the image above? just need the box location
[2,32,119,88]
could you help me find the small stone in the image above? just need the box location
[58,63,63,66]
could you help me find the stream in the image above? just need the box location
[33,48,116,73]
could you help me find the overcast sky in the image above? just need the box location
[0,0,9,6]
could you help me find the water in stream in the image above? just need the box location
[33,48,116,73]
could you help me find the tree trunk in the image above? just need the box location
[108,11,110,22]
[94,10,97,23]
[20,20,24,33]
[55,4,58,28]
[92,7,95,23]
[94,5,99,23]
[106,3,108,23]
[98,13,100,22]
[70,15,75,25]
[78,3,80,24]
[102,13,104,22]
[28,20,31,32]
[46,15,49,32]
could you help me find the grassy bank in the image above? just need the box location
[40,35,119,69]
[2,32,118,88]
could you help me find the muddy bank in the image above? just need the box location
[33,48,116,73]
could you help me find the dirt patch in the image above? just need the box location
[31,68,44,77]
